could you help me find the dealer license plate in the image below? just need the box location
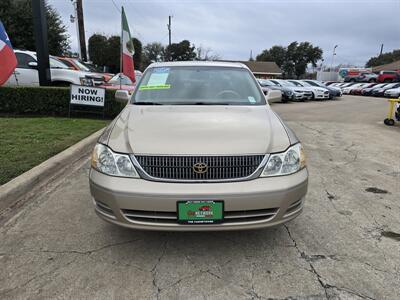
[177,201,224,224]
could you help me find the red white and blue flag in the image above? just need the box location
[0,20,17,86]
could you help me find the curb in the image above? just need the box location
[0,128,103,213]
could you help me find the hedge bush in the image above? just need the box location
[0,86,124,118]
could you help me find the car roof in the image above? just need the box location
[14,49,36,56]
[148,61,249,69]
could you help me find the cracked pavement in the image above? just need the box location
[1,96,399,299]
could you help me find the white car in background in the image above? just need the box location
[269,79,312,101]
[302,80,342,98]
[288,80,330,100]
[342,83,370,94]
[3,50,103,87]
[384,87,400,98]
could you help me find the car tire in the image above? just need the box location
[384,118,395,126]
[349,79,356,82]
[368,78,376,83]
[383,79,392,83]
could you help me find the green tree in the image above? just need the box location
[165,40,196,61]
[142,42,165,69]
[256,45,286,67]
[88,34,108,67]
[256,42,322,78]
[105,35,121,74]
[132,38,143,71]
[88,34,143,73]
[366,49,400,67]
[0,0,69,55]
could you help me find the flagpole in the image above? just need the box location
[119,6,123,90]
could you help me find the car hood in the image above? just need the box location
[287,86,311,92]
[327,86,340,91]
[281,87,292,93]
[107,105,290,155]
[363,87,376,92]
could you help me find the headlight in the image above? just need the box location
[91,143,139,178]
[80,77,94,86]
[260,143,306,177]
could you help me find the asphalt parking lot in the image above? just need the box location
[1,95,399,300]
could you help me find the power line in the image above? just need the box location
[111,0,148,44]
[110,0,121,13]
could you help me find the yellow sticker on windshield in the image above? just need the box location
[139,84,171,90]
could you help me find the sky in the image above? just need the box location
[48,0,400,67]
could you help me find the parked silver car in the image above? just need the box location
[90,61,308,231]
[270,79,313,101]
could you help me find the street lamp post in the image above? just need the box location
[330,45,338,72]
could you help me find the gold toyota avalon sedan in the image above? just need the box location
[89,61,308,231]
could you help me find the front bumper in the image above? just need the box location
[312,91,329,99]
[372,91,384,97]
[89,168,308,231]
[384,92,399,98]
[293,92,304,101]
[282,93,294,101]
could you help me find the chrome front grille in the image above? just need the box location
[121,207,279,224]
[133,155,265,182]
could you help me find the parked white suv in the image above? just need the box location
[3,50,103,87]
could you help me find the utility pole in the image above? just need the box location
[71,0,81,59]
[76,0,87,61]
[167,16,172,47]
[71,0,86,60]
[379,44,384,56]
[32,0,51,86]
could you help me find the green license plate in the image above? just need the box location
[177,201,224,224]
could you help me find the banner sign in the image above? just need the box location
[338,68,372,80]
[70,84,105,107]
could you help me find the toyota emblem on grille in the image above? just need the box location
[193,162,208,174]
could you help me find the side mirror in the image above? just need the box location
[115,89,130,104]
[265,89,282,103]
[28,61,38,69]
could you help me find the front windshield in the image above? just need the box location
[289,81,303,87]
[299,81,312,87]
[50,58,69,69]
[73,59,91,72]
[257,79,273,86]
[304,81,319,87]
[133,66,265,105]
[276,80,295,87]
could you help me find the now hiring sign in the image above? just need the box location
[70,85,105,107]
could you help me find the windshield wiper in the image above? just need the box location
[133,102,164,105]
[184,102,235,105]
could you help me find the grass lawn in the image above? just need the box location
[0,117,108,185]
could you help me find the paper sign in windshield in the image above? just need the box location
[147,67,170,86]
[139,84,171,90]
[248,96,256,103]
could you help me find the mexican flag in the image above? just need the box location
[121,7,135,83]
